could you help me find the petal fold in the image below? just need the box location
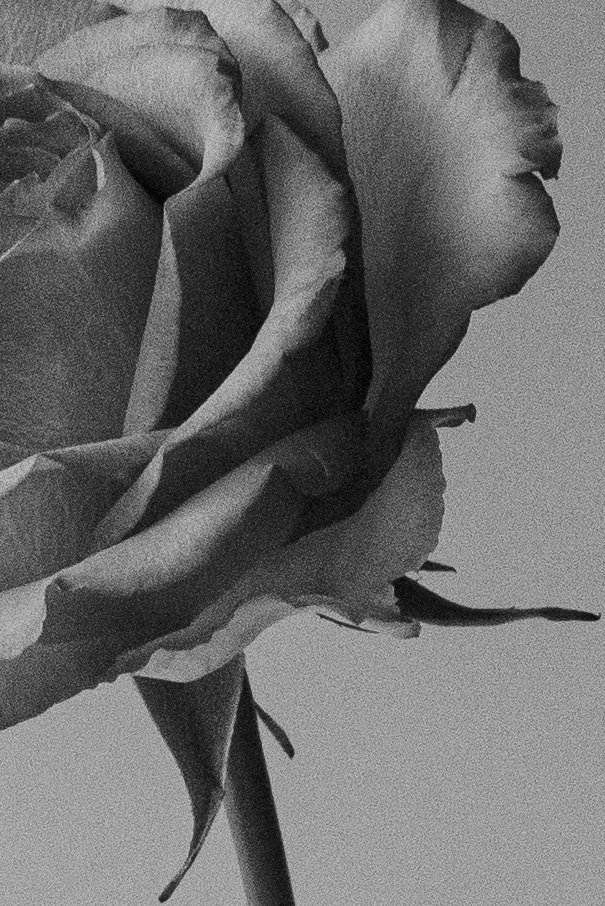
[111,0,345,174]
[36,8,245,188]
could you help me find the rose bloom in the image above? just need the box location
[0,0,598,901]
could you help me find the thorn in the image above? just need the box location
[254,702,295,759]
[419,560,457,574]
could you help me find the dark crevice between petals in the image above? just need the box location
[154,179,264,431]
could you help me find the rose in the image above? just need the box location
[1,0,596,900]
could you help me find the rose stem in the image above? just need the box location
[225,672,296,905]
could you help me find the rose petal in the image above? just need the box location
[45,429,167,484]
[322,0,561,450]
[95,2,371,423]
[47,414,366,642]
[198,115,352,432]
[39,81,197,200]
[1,106,91,158]
[0,134,60,181]
[0,130,161,448]
[36,8,246,183]
[0,578,48,660]
[111,0,345,174]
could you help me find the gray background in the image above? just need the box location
[1,0,603,903]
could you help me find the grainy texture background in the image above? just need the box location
[1,1,603,904]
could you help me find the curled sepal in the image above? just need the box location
[393,575,601,626]
[134,655,245,901]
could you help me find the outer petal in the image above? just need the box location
[322,0,562,453]
[0,413,367,725]
[127,407,469,681]
[36,8,246,185]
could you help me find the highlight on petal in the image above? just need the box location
[36,7,246,184]
[322,0,562,450]
[0,578,47,660]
